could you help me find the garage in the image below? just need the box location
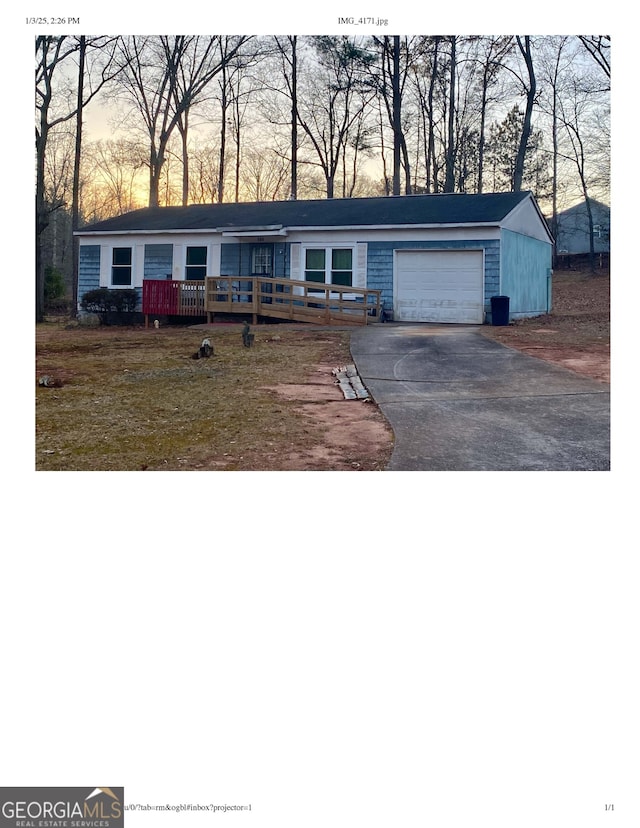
[394,249,484,323]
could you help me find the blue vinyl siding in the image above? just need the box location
[220,244,241,276]
[500,230,552,318]
[78,245,101,305]
[366,239,501,317]
[220,242,288,277]
[144,244,173,279]
[78,244,142,311]
[275,244,287,278]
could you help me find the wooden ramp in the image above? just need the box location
[143,277,382,326]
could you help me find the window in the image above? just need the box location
[304,247,352,286]
[305,248,326,284]
[112,247,132,285]
[252,245,273,276]
[331,248,352,286]
[186,246,207,280]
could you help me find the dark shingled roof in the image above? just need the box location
[78,191,533,234]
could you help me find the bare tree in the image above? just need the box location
[187,139,222,204]
[578,36,611,89]
[409,36,443,193]
[112,36,251,208]
[513,36,536,192]
[272,36,300,200]
[70,36,122,309]
[369,36,416,194]
[241,145,290,201]
[442,36,461,192]
[537,36,575,255]
[296,36,376,198]
[467,36,514,193]
[559,71,610,270]
[36,35,120,321]
[84,138,148,216]
[218,41,269,202]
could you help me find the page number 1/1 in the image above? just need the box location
[605,804,614,811]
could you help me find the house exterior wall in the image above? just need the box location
[501,196,552,243]
[144,243,173,279]
[77,215,551,323]
[282,226,505,320]
[554,201,610,255]
[500,229,552,319]
[78,245,101,309]
[365,238,500,319]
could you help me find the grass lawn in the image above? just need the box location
[36,321,386,471]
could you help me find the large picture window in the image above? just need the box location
[186,246,207,280]
[304,247,352,286]
[112,247,132,285]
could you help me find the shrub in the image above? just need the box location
[81,288,138,323]
[45,266,66,304]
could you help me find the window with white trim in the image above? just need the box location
[112,247,132,286]
[303,247,353,287]
[186,246,207,280]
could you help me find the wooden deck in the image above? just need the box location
[143,277,382,326]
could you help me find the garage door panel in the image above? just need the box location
[395,250,483,323]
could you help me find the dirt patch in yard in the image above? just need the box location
[480,268,610,383]
[261,362,392,470]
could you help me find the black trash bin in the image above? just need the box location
[491,295,510,326]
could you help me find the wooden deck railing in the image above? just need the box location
[143,277,381,326]
[142,279,205,317]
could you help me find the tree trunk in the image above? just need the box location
[36,141,47,322]
[326,173,334,199]
[71,36,85,314]
[477,71,488,193]
[290,36,298,200]
[392,36,401,196]
[234,90,241,203]
[218,64,228,203]
[36,113,49,323]
[426,38,439,192]
[444,36,456,193]
[585,195,595,271]
[179,109,189,206]
[551,77,559,264]
[148,142,162,208]
[513,36,536,192]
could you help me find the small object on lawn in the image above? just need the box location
[38,375,63,388]
[242,322,254,347]
[154,319,160,329]
[193,338,214,359]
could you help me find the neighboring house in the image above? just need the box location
[75,190,553,324]
[554,198,610,257]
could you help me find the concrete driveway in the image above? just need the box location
[350,324,610,471]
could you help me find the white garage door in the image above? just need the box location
[395,249,484,323]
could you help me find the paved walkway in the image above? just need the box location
[350,324,610,471]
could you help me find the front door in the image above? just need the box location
[251,244,273,277]
[252,244,274,304]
